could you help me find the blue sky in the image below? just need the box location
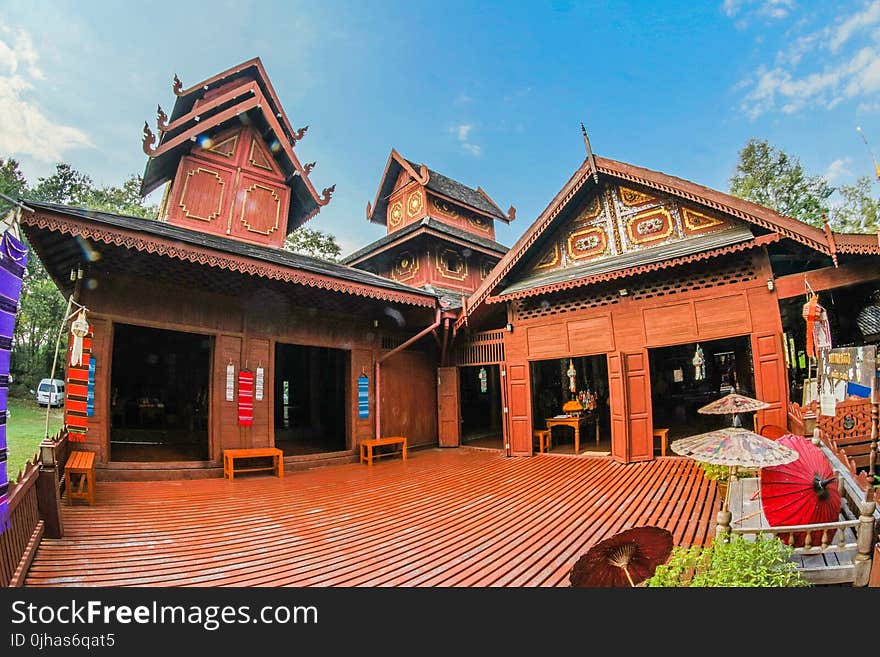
[2,0,880,253]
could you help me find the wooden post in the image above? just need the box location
[854,499,877,587]
[715,509,732,540]
[35,437,63,539]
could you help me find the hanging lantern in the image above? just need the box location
[478,367,488,394]
[567,359,577,394]
[70,309,89,367]
[692,344,705,381]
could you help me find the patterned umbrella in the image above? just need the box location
[569,526,674,587]
[698,393,770,415]
[672,427,799,511]
[759,434,841,547]
[671,427,799,468]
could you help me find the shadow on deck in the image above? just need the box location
[26,448,720,587]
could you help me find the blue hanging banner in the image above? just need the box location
[358,374,369,419]
[87,355,96,417]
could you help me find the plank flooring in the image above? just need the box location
[26,448,720,587]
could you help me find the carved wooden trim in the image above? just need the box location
[24,211,436,307]
[436,247,468,281]
[239,183,281,235]
[179,167,225,222]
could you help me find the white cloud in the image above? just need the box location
[824,157,852,182]
[722,0,794,21]
[737,2,880,118]
[0,27,91,162]
[450,123,481,157]
[829,0,880,52]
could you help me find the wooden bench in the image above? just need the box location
[360,436,407,465]
[65,450,95,506]
[652,427,670,457]
[223,448,284,480]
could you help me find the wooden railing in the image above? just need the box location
[453,329,506,366]
[0,456,43,588]
[0,428,69,588]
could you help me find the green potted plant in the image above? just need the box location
[697,462,758,501]
[646,534,810,587]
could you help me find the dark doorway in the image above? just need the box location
[110,324,211,461]
[648,335,755,443]
[274,343,348,456]
[530,355,610,455]
[460,365,502,449]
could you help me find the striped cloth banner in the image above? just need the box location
[238,370,254,426]
[0,230,28,535]
[66,329,92,442]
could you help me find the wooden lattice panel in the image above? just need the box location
[453,329,506,366]
[514,287,620,321]
[629,255,757,302]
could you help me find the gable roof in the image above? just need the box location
[23,200,439,308]
[341,217,508,266]
[141,58,333,231]
[366,149,513,225]
[457,154,880,328]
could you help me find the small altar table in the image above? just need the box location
[545,413,599,454]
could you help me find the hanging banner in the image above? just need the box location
[87,355,96,417]
[65,327,91,443]
[0,229,27,535]
[225,363,235,402]
[255,366,264,402]
[358,374,369,419]
[238,370,254,426]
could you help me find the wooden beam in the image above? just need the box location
[774,261,880,299]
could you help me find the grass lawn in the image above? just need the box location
[6,397,64,482]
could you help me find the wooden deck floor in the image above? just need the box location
[26,448,720,587]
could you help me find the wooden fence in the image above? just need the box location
[0,429,68,587]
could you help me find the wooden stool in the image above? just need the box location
[533,429,551,454]
[65,450,96,506]
[652,428,670,457]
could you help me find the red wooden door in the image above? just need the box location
[751,331,789,430]
[437,367,460,447]
[506,363,532,456]
[609,351,653,463]
[499,365,511,456]
[213,334,242,460]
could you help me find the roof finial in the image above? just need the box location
[172,73,183,96]
[156,105,169,132]
[292,125,309,143]
[142,121,157,155]
[856,126,880,181]
[581,122,599,185]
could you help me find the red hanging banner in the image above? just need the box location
[65,329,92,443]
[238,370,254,426]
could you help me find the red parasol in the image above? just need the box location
[569,526,673,587]
[759,434,841,547]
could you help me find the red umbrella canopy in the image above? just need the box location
[760,434,841,548]
[569,526,674,587]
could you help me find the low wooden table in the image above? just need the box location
[545,414,597,454]
[652,427,670,457]
[65,450,96,506]
[223,448,284,480]
[360,436,407,465]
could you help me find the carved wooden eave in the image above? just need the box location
[22,209,437,308]
[487,233,780,303]
[457,155,854,330]
[143,82,331,209]
[831,232,880,255]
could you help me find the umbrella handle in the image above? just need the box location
[620,564,636,588]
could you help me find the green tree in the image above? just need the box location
[283,227,342,261]
[0,161,158,393]
[830,175,879,233]
[729,139,834,227]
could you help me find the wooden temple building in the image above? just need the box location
[18,58,880,479]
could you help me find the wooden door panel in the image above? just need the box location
[752,332,788,429]
[437,367,460,447]
[624,350,654,462]
[507,363,532,456]
[213,334,242,459]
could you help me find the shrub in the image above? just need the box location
[646,534,810,587]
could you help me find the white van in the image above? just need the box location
[36,378,65,407]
